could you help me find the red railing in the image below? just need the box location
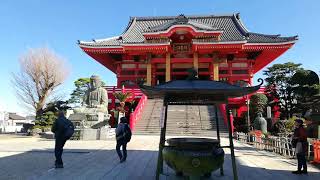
[219,104,234,133]
[129,94,147,131]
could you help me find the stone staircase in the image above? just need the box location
[133,99,228,137]
[133,99,163,135]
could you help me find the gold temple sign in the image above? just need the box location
[173,43,190,53]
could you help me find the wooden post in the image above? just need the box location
[116,64,121,87]
[146,53,152,86]
[214,105,221,142]
[156,99,168,180]
[209,62,214,80]
[212,52,220,81]
[193,52,199,73]
[214,105,224,176]
[152,63,156,86]
[112,87,116,109]
[226,103,238,180]
[213,63,219,80]
[165,53,171,82]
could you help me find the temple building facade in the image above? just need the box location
[78,13,297,119]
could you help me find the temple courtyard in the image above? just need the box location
[0,134,319,180]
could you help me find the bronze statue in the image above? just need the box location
[82,75,108,113]
[71,75,109,128]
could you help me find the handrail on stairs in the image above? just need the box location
[129,94,148,131]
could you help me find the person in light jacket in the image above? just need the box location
[291,119,308,174]
[115,117,132,163]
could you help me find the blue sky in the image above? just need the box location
[0,0,319,115]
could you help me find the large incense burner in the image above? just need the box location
[163,138,224,176]
[139,79,263,179]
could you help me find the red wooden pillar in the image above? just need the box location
[112,86,116,109]
[116,63,121,87]
[135,62,139,82]
[152,63,156,86]
[228,62,232,84]
[209,62,214,80]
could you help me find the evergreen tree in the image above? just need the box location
[263,62,303,119]
[69,77,106,106]
[68,78,91,106]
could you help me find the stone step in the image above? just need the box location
[133,100,227,136]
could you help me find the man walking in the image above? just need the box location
[115,117,132,163]
[51,110,74,168]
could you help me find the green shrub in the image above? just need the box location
[250,93,268,118]
[32,125,42,130]
[30,126,42,136]
[285,116,304,132]
[42,126,52,132]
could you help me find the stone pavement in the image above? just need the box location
[0,134,319,180]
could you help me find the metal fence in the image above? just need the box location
[234,132,315,159]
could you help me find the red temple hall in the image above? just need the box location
[78,14,297,121]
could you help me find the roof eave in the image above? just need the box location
[245,40,297,46]
[139,79,263,100]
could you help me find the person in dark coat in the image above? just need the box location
[51,111,69,168]
[115,117,132,163]
[291,119,308,174]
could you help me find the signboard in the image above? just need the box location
[173,43,190,53]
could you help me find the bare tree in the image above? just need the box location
[12,47,69,117]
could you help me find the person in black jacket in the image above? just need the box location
[291,119,308,174]
[51,110,69,168]
[115,117,132,163]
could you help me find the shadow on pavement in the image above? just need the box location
[0,147,319,180]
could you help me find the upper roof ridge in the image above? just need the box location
[231,13,249,36]
[134,14,236,21]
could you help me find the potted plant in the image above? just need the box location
[113,91,133,112]
[112,91,133,126]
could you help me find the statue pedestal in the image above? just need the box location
[81,128,99,140]
[68,110,113,140]
[79,126,115,140]
[69,110,111,129]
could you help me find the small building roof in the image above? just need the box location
[79,13,297,47]
[139,79,263,104]
[9,113,26,120]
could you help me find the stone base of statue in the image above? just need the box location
[78,125,115,140]
[68,109,111,128]
[68,109,114,140]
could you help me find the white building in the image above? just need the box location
[0,112,34,133]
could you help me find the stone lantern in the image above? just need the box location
[253,112,267,134]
